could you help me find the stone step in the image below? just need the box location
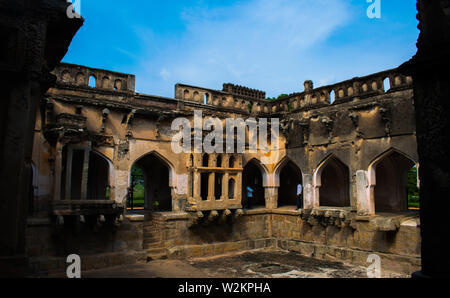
[146,248,167,261]
[143,233,162,240]
[143,242,163,250]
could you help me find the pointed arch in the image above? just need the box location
[242,158,268,208]
[368,148,418,212]
[87,150,111,200]
[130,151,175,212]
[274,157,303,187]
[243,158,269,187]
[131,150,175,188]
[313,154,350,207]
[368,148,418,186]
[274,157,303,208]
[90,150,114,185]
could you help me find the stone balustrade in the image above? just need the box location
[270,68,413,113]
[175,83,271,114]
[53,62,136,92]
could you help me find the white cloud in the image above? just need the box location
[135,0,352,97]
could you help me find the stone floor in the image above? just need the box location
[82,249,408,278]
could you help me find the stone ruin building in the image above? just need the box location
[25,61,421,276]
[2,0,450,278]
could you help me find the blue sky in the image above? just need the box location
[63,0,419,98]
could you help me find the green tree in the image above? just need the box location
[267,94,289,101]
[407,166,419,209]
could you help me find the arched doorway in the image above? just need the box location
[61,147,111,201]
[130,152,172,212]
[315,156,350,207]
[87,152,110,200]
[371,150,417,212]
[277,160,303,208]
[242,159,266,208]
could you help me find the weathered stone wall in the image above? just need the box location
[26,62,421,276]
[271,211,420,274]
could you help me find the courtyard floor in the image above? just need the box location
[81,249,408,278]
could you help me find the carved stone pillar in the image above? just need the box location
[64,146,73,200]
[264,187,278,209]
[80,148,90,200]
[53,140,64,201]
[355,170,375,215]
[221,172,229,200]
[193,170,201,201]
[302,174,317,209]
[208,172,215,201]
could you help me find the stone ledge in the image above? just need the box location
[125,214,145,222]
[276,239,421,275]
[29,251,147,277]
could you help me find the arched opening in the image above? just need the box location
[102,76,110,89]
[330,90,336,104]
[88,75,96,88]
[184,90,190,100]
[130,153,172,212]
[372,150,417,212]
[278,161,303,208]
[215,173,223,200]
[383,77,391,92]
[216,155,222,168]
[201,173,209,201]
[203,154,209,167]
[87,152,110,200]
[204,93,209,105]
[60,148,110,201]
[242,160,265,209]
[228,179,235,199]
[317,156,350,207]
[229,156,236,168]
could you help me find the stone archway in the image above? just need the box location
[313,155,350,207]
[275,159,303,208]
[131,152,173,212]
[242,159,267,208]
[368,149,418,213]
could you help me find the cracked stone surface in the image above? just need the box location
[81,249,408,278]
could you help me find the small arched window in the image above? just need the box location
[216,155,222,168]
[88,75,96,88]
[228,179,235,199]
[202,154,209,167]
[229,156,235,168]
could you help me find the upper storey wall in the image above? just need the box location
[271,69,413,114]
[51,63,413,120]
[175,83,272,114]
[54,62,136,93]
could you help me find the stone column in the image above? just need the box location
[355,170,375,215]
[208,172,215,201]
[80,148,90,200]
[221,172,229,200]
[64,146,73,200]
[193,170,201,201]
[53,140,64,201]
[264,187,278,209]
[302,174,317,209]
[236,171,243,204]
